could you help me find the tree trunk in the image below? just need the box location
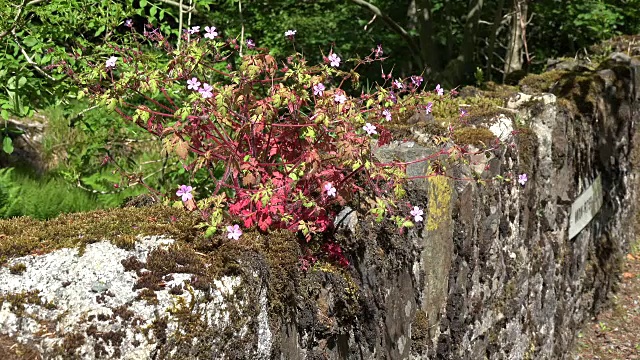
[503,0,527,80]
[416,0,441,75]
[486,0,506,82]
[460,0,484,83]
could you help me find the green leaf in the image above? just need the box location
[140,0,147,7]
[2,137,14,154]
[95,25,106,37]
[150,6,157,17]
[23,36,38,48]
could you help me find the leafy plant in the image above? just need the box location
[0,167,122,219]
[78,26,433,246]
[72,18,529,269]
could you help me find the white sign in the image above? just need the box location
[569,175,603,239]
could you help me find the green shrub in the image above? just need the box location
[0,167,135,219]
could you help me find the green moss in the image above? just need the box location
[387,85,518,144]
[452,127,497,148]
[519,70,604,116]
[410,309,430,353]
[136,288,159,305]
[0,290,56,317]
[515,127,538,174]
[8,262,26,275]
[519,70,569,93]
[0,204,202,265]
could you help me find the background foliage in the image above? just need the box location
[0,0,639,219]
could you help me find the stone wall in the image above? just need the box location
[0,53,638,359]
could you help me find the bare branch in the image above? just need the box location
[155,0,198,15]
[348,0,421,63]
[0,0,28,42]
[13,36,56,81]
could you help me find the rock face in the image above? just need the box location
[0,53,638,359]
[0,115,49,174]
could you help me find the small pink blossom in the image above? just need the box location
[382,109,392,121]
[313,83,325,96]
[334,93,346,104]
[246,39,255,49]
[460,108,468,117]
[176,185,193,202]
[425,102,433,114]
[518,173,528,186]
[204,26,218,39]
[105,56,118,69]
[285,29,297,37]
[188,26,200,34]
[362,123,377,135]
[226,224,243,240]
[328,53,341,67]
[324,183,337,197]
[124,19,133,28]
[187,77,201,91]
[411,76,423,87]
[374,44,383,57]
[394,79,404,89]
[410,206,424,222]
[435,84,444,96]
[199,83,213,99]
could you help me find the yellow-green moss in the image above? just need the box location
[427,175,452,231]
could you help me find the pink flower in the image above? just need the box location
[199,83,213,99]
[374,44,383,57]
[382,109,392,121]
[204,26,218,39]
[176,185,193,202]
[324,183,336,197]
[226,224,243,240]
[393,79,403,89]
[410,206,424,222]
[425,102,433,114]
[313,83,325,96]
[285,29,297,37]
[435,84,444,96]
[105,56,118,69]
[362,123,377,135]
[518,174,528,186]
[188,26,200,34]
[334,93,346,104]
[411,76,423,87]
[328,53,341,67]
[246,39,255,49]
[187,77,201,91]
[124,19,133,28]
[460,108,468,117]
